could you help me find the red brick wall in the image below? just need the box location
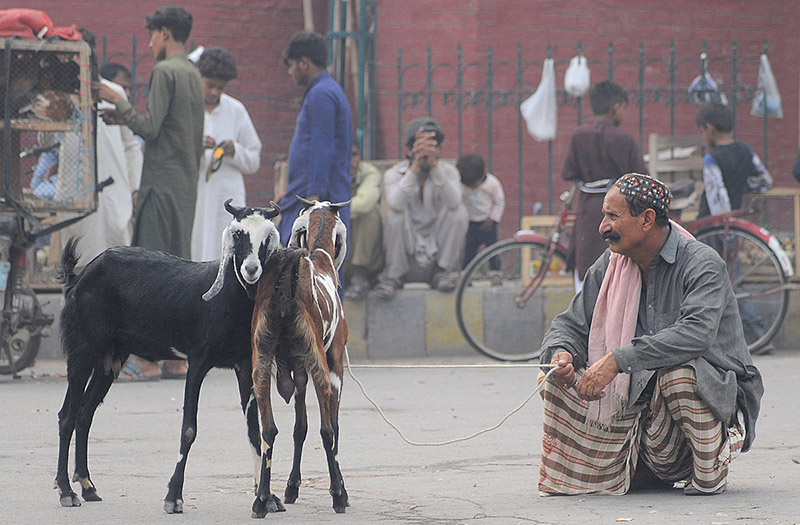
[28,0,330,205]
[28,1,800,238]
[372,0,800,235]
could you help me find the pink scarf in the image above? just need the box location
[586,221,693,427]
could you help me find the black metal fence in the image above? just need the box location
[393,39,772,219]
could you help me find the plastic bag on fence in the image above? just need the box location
[751,54,783,118]
[520,58,557,142]
[564,54,590,97]
[688,72,727,106]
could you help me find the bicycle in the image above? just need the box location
[454,185,795,361]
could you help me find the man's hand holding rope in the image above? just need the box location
[550,351,621,402]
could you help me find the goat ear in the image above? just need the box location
[203,224,235,301]
[288,212,309,248]
[267,227,281,253]
[296,195,316,209]
[333,219,348,270]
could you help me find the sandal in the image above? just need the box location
[344,277,370,300]
[373,281,397,300]
[118,359,161,382]
[431,271,457,292]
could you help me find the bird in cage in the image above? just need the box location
[1,50,81,120]
[18,90,80,122]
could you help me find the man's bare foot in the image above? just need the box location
[161,360,187,379]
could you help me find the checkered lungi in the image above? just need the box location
[538,366,744,495]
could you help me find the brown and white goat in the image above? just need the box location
[249,197,350,517]
[55,200,280,513]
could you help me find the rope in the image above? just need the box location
[343,348,558,447]
[348,363,557,369]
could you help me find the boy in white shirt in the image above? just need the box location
[458,153,505,270]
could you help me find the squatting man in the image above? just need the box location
[538,173,763,496]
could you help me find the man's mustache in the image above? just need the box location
[602,231,621,242]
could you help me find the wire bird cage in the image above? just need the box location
[1,38,96,215]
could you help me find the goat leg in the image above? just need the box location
[72,367,115,502]
[284,368,308,504]
[252,364,285,518]
[314,377,349,513]
[234,362,262,493]
[164,362,210,514]
[55,366,92,507]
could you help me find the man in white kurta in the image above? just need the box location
[191,47,262,261]
[63,78,142,266]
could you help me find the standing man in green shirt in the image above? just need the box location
[94,6,203,380]
[95,6,204,260]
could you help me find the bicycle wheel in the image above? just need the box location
[694,226,789,354]
[455,238,571,361]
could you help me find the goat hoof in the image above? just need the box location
[332,488,349,513]
[252,494,285,518]
[332,487,350,514]
[60,491,81,507]
[284,484,299,504]
[81,486,102,502]
[164,498,184,514]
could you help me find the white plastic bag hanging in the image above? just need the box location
[564,54,590,97]
[751,54,783,118]
[520,58,557,142]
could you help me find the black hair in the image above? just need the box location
[695,101,733,133]
[100,63,131,82]
[625,195,669,227]
[404,117,443,149]
[457,153,486,187]
[589,79,628,116]
[282,31,327,69]
[197,46,237,81]
[145,6,193,43]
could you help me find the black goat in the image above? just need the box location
[246,197,350,517]
[55,200,280,514]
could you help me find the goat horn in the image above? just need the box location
[264,201,281,219]
[224,198,247,219]
[296,195,316,209]
[328,200,351,213]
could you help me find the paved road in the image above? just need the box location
[2,350,799,524]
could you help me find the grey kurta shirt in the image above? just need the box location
[540,225,764,452]
[115,53,204,258]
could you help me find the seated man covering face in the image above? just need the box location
[538,173,763,496]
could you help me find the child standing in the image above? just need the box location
[696,101,773,352]
[695,102,772,217]
[458,153,506,270]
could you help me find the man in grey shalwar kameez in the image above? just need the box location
[374,117,468,299]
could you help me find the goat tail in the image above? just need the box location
[57,236,81,294]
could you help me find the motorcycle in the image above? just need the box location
[0,210,54,376]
